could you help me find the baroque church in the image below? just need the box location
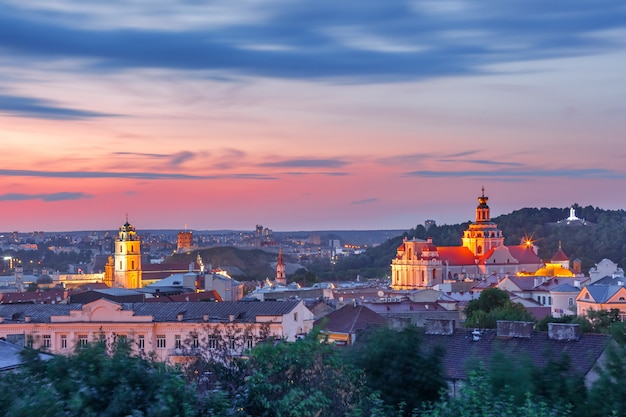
[391,188,543,290]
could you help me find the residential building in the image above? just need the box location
[0,298,314,362]
[420,319,614,395]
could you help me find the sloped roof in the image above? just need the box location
[436,246,477,266]
[315,303,387,334]
[0,289,67,305]
[584,285,623,303]
[551,283,581,293]
[421,328,612,381]
[0,300,303,324]
[0,340,54,371]
[551,247,570,261]
[506,245,543,264]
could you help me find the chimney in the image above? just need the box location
[229,314,235,322]
[203,314,209,322]
[177,312,184,321]
[548,323,581,341]
[496,320,534,338]
[24,315,31,323]
[425,318,455,335]
[574,280,580,288]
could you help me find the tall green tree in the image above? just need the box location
[464,288,535,328]
[244,330,366,417]
[347,325,446,416]
[0,340,198,417]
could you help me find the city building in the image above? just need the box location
[0,298,314,362]
[177,230,193,252]
[391,188,543,290]
[104,219,142,289]
[420,320,614,395]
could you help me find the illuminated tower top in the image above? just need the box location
[118,216,139,242]
[476,186,490,223]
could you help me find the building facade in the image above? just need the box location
[391,189,543,290]
[112,220,142,289]
[0,298,314,362]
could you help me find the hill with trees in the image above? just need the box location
[165,247,277,280]
[322,204,626,280]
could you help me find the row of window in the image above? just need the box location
[33,334,254,351]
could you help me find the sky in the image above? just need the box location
[1,1,625,233]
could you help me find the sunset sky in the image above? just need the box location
[1,1,625,232]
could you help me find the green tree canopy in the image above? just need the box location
[464,288,535,328]
[347,325,446,416]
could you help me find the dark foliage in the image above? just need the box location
[348,325,446,416]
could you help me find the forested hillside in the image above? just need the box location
[165,247,276,280]
[324,205,626,280]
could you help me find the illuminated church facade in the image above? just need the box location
[391,188,543,290]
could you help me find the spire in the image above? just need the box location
[276,247,286,286]
[476,187,490,223]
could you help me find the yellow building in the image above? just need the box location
[113,219,142,289]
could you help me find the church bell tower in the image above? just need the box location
[114,218,142,288]
[461,187,505,256]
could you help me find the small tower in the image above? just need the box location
[114,217,142,288]
[276,247,286,286]
[461,187,505,256]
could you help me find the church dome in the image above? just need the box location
[534,265,574,277]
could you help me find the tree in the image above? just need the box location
[347,325,446,416]
[464,288,535,328]
[421,368,570,417]
[244,329,366,417]
[0,339,198,417]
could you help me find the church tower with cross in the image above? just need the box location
[113,217,143,288]
[461,187,505,257]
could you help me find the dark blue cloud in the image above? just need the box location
[0,192,92,202]
[259,159,348,168]
[0,1,624,81]
[113,151,200,166]
[0,94,114,119]
[0,169,276,180]
[404,168,625,179]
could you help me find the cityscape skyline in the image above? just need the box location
[1,1,625,232]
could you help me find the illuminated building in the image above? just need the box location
[113,219,142,289]
[391,188,543,290]
[177,230,193,252]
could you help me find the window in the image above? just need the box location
[138,335,145,351]
[43,335,51,349]
[192,335,199,349]
[175,335,182,349]
[293,312,298,322]
[568,297,574,306]
[61,335,68,350]
[131,260,135,269]
[548,296,552,305]
[208,336,217,350]
[246,336,254,350]
[78,335,88,348]
[156,335,166,349]
[26,335,34,349]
